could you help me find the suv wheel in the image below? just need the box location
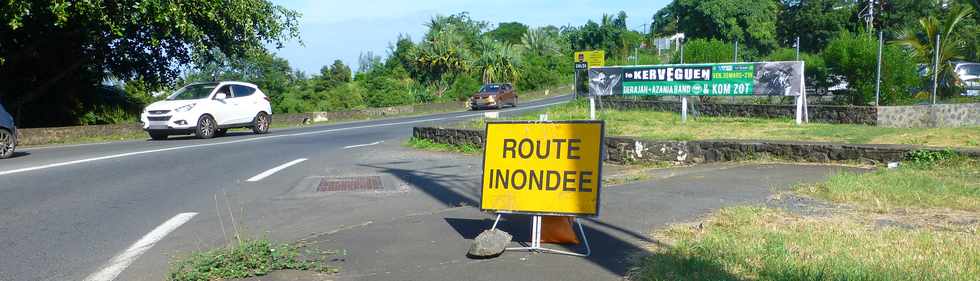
[195,115,217,139]
[511,96,518,107]
[0,129,15,159]
[252,112,270,134]
[149,133,168,140]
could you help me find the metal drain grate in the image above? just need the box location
[317,176,384,192]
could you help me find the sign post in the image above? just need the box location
[681,96,688,123]
[574,51,604,100]
[480,121,605,257]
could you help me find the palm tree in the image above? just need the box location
[894,4,974,99]
[472,38,521,84]
[520,28,561,56]
[412,28,472,83]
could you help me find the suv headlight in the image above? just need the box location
[175,103,196,112]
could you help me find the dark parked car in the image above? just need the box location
[0,103,17,159]
[470,83,517,110]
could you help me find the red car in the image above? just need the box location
[470,83,518,110]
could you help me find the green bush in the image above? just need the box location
[904,149,960,167]
[675,38,735,64]
[822,32,920,105]
[358,71,414,107]
[78,104,136,125]
[518,54,561,91]
[446,74,482,101]
[321,82,367,111]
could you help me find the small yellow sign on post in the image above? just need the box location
[573,50,605,68]
[481,121,605,216]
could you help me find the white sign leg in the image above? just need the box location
[500,215,591,257]
[795,95,803,125]
[681,96,688,123]
[589,97,596,120]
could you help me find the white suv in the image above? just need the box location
[141,81,272,140]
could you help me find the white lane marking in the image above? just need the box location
[246,158,308,182]
[83,212,198,281]
[0,98,568,177]
[344,141,384,149]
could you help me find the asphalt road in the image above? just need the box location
[0,94,572,281]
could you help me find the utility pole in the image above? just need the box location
[679,38,687,123]
[734,40,739,62]
[795,37,800,60]
[932,33,941,105]
[875,31,883,106]
[732,40,738,104]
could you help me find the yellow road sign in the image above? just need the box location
[481,121,605,216]
[574,50,605,68]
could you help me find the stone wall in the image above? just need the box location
[18,101,467,147]
[877,103,980,128]
[412,127,980,164]
[601,99,878,125]
[18,124,145,146]
[412,127,486,148]
[277,101,466,125]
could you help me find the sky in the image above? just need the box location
[270,0,671,74]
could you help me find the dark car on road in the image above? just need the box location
[0,103,17,159]
[470,83,518,110]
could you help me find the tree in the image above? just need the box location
[677,38,734,63]
[316,60,353,92]
[777,0,859,52]
[521,28,562,56]
[0,0,300,126]
[824,32,920,105]
[650,0,781,54]
[894,4,975,99]
[472,38,522,84]
[878,0,942,36]
[179,50,301,114]
[412,27,473,84]
[487,22,529,45]
[424,12,486,51]
[563,11,637,58]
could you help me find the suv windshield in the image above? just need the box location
[958,64,980,76]
[168,83,219,100]
[480,84,501,92]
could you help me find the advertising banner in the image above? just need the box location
[481,121,605,217]
[589,61,804,96]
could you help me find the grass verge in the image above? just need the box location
[634,156,980,281]
[168,239,336,281]
[405,137,481,154]
[463,100,980,148]
[798,157,980,212]
[634,206,980,281]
